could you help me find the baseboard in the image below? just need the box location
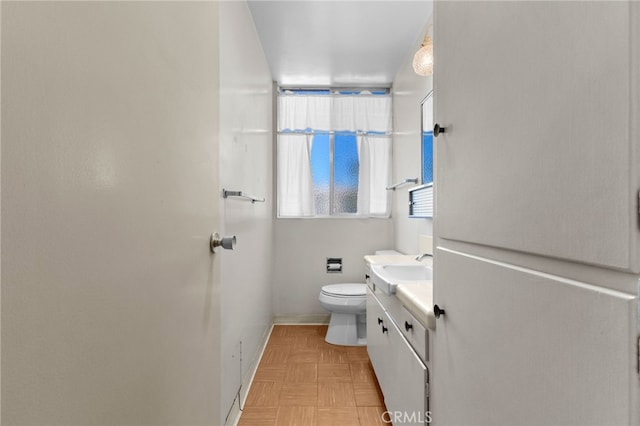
[225,324,274,426]
[273,314,330,324]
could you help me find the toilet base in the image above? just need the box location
[325,313,366,346]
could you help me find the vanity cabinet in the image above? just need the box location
[367,287,429,426]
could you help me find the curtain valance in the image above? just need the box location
[277,95,392,133]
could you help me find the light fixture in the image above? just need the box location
[412,33,434,76]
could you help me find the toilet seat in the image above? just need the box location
[321,283,366,297]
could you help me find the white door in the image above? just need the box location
[434,1,640,272]
[432,1,640,425]
[2,3,221,424]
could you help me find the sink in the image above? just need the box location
[376,264,432,280]
[370,263,433,295]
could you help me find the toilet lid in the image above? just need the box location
[321,283,366,297]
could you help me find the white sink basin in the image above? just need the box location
[370,263,433,295]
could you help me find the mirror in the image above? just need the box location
[408,91,434,218]
[421,91,434,184]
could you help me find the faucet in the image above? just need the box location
[415,253,433,261]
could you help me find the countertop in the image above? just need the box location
[365,254,435,330]
[396,282,435,330]
[364,254,433,267]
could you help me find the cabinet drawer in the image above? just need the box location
[398,305,428,363]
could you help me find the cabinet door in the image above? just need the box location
[434,1,640,271]
[383,313,428,426]
[432,248,636,425]
[366,289,391,393]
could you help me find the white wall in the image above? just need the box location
[218,2,274,423]
[273,219,393,320]
[2,3,221,424]
[392,30,433,255]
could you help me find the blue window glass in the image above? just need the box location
[309,132,359,215]
[333,133,359,214]
[422,131,433,184]
[310,133,330,216]
[283,89,331,95]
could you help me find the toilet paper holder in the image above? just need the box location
[326,257,342,273]
[210,233,236,253]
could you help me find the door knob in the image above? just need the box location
[434,304,446,319]
[433,123,446,137]
[210,233,236,253]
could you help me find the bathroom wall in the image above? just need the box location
[391,29,433,255]
[273,219,393,320]
[2,2,221,424]
[218,2,274,423]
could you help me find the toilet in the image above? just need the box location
[319,283,367,346]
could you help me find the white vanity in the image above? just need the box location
[364,255,435,425]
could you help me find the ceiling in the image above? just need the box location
[247,1,433,88]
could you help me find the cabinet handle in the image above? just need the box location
[377,317,383,325]
[404,321,413,332]
[381,325,388,334]
[365,274,370,280]
[434,304,446,319]
[433,123,446,137]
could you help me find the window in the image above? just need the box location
[277,89,392,218]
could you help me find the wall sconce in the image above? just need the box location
[412,33,433,76]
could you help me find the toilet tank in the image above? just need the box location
[374,249,403,256]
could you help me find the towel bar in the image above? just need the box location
[386,178,419,191]
[222,189,265,203]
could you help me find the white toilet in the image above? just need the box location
[319,283,367,346]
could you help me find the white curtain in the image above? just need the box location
[333,96,392,132]
[277,133,315,217]
[357,135,392,217]
[277,95,392,133]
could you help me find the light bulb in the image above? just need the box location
[412,35,433,76]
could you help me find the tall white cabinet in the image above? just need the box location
[432,2,640,425]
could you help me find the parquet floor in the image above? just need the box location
[238,324,387,426]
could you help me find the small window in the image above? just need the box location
[277,88,392,218]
